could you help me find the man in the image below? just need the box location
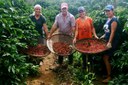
[48,2,75,65]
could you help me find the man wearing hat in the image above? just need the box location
[48,2,75,65]
[100,4,121,83]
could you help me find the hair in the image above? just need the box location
[34,4,42,9]
[32,4,42,16]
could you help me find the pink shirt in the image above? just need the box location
[54,12,75,35]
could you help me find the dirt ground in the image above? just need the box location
[26,53,107,85]
[26,53,60,85]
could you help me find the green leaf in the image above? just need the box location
[3,52,11,56]
[9,7,15,12]
[8,66,11,72]
[3,9,8,13]
[12,65,15,74]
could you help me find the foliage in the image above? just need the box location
[109,40,128,84]
[109,74,128,85]
[0,0,128,84]
[71,66,95,85]
[32,0,128,84]
[0,0,39,84]
[124,20,128,32]
[112,41,128,69]
[43,6,59,30]
[71,52,96,85]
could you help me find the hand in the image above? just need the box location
[106,43,112,48]
[46,33,49,39]
[73,38,76,43]
[47,34,51,39]
[100,35,105,39]
[95,36,99,39]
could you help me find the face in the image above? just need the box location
[79,11,85,18]
[61,7,68,15]
[34,7,41,16]
[105,10,114,18]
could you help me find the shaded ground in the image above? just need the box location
[93,75,108,85]
[26,53,108,85]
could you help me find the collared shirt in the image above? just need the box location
[54,12,75,35]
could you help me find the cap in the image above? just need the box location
[78,6,85,12]
[61,2,68,9]
[104,5,114,11]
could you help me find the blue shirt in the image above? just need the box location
[103,16,121,47]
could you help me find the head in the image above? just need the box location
[61,2,68,15]
[78,6,86,18]
[34,4,42,16]
[104,5,114,18]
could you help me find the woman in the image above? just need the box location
[73,6,98,69]
[30,4,49,45]
[100,5,121,83]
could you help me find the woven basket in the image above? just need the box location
[73,38,109,54]
[47,34,74,56]
[26,37,50,58]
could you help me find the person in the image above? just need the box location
[73,6,99,69]
[30,4,49,45]
[100,4,121,83]
[48,2,75,65]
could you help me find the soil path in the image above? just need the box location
[26,53,59,85]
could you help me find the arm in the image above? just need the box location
[108,21,117,43]
[106,21,117,48]
[70,25,76,39]
[70,16,76,36]
[72,26,75,36]
[73,22,78,43]
[43,23,49,38]
[92,27,99,39]
[91,21,99,39]
[48,22,57,38]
